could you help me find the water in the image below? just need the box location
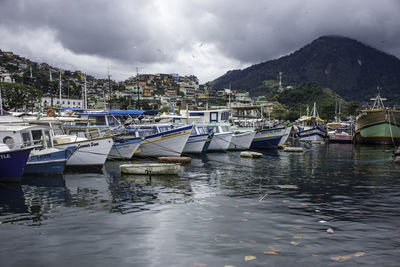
[1,144,400,266]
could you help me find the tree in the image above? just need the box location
[0,82,42,111]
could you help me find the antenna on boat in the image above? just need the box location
[49,69,54,107]
[370,86,387,109]
[83,74,87,109]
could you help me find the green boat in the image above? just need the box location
[355,88,400,145]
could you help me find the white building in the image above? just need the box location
[0,73,14,83]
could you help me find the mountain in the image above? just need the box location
[211,36,400,104]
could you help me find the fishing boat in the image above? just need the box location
[207,123,233,151]
[20,118,115,165]
[296,102,327,141]
[120,163,181,175]
[0,124,75,174]
[127,124,193,157]
[182,124,209,154]
[0,143,32,182]
[229,129,256,150]
[355,88,400,145]
[250,126,286,149]
[327,121,353,143]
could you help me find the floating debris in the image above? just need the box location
[244,255,256,261]
[264,251,279,255]
[284,147,304,152]
[327,228,334,234]
[277,185,299,189]
[240,151,263,158]
[331,252,366,262]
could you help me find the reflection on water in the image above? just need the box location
[1,145,400,266]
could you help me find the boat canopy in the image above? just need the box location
[299,116,324,122]
[76,110,158,116]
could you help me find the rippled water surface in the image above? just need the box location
[1,144,400,266]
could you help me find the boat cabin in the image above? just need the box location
[0,124,54,150]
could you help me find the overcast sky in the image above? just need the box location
[1,0,399,83]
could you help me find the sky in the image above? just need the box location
[1,0,400,83]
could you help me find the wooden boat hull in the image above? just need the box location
[355,109,400,145]
[120,163,181,175]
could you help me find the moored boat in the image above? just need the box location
[327,122,354,143]
[250,126,285,149]
[0,144,32,182]
[296,102,327,142]
[355,88,400,145]
[207,123,233,151]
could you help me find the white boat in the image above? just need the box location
[183,125,209,154]
[207,123,233,151]
[228,130,256,150]
[120,163,181,175]
[127,124,193,157]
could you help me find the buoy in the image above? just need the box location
[46,109,55,117]
[327,228,334,234]
[240,151,263,158]
[284,147,304,152]
[158,156,191,164]
[120,163,181,175]
[277,144,286,149]
[311,140,325,145]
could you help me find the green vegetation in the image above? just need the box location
[0,82,42,111]
[267,82,361,121]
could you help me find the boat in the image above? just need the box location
[0,124,75,174]
[127,124,193,157]
[327,121,354,143]
[296,102,327,141]
[183,124,209,154]
[355,88,400,145]
[278,126,293,146]
[0,143,32,182]
[250,126,286,149]
[228,130,256,150]
[207,123,233,151]
[120,163,181,175]
[20,118,115,165]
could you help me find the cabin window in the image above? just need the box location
[209,126,220,133]
[52,124,64,135]
[31,130,44,146]
[158,126,172,132]
[108,116,121,126]
[21,132,32,147]
[221,112,229,121]
[44,130,52,148]
[3,136,15,149]
[94,116,106,125]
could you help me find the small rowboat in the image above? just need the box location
[120,163,181,175]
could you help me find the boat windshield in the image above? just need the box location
[44,130,52,148]
[21,131,32,147]
[31,129,44,147]
[196,127,205,134]
[134,127,157,137]
[209,126,220,133]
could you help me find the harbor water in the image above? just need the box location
[1,144,400,266]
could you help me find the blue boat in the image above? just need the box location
[250,127,286,149]
[24,146,76,174]
[0,145,32,183]
[0,124,76,175]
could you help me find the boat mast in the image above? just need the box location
[371,86,386,109]
[59,70,62,105]
[49,69,53,107]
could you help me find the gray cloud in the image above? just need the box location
[1,0,400,82]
